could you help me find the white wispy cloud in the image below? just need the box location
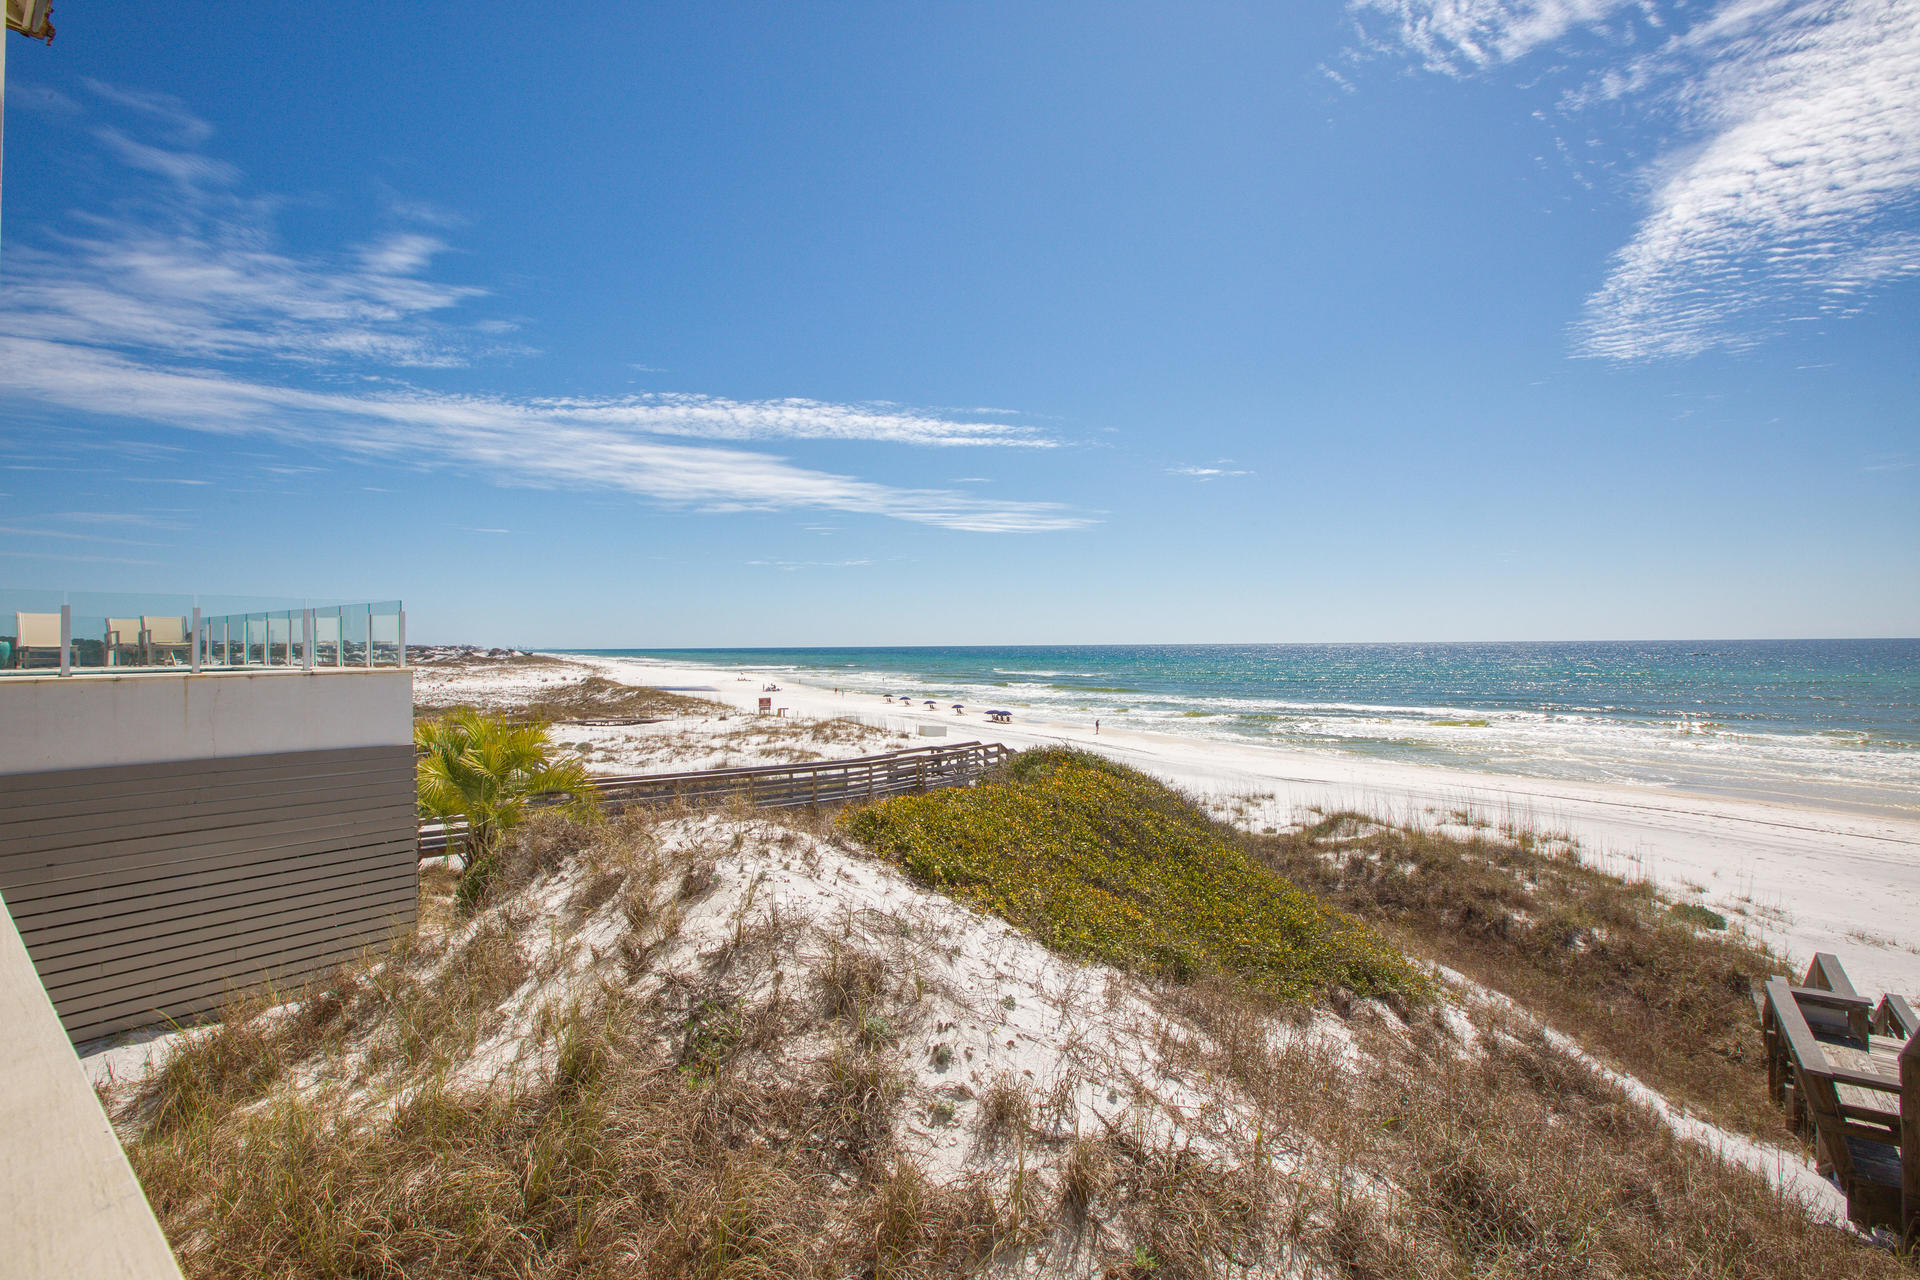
[355,232,454,278]
[46,511,175,528]
[746,558,876,570]
[81,79,214,145]
[1168,464,1254,480]
[0,549,162,566]
[545,395,1050,448]
[94,126,243,190]
[1354,0,1920,359]
[9,82,81,117]
[0,522,157,546]
[1353,0,1646,74]
[1573,1,1920,358]
[0,338,1089,532]
[0,158,491,369]
[0,82,1082,533]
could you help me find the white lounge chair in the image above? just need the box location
[105,617,141,666]
[140,615,191,666]
[11,612,61,668]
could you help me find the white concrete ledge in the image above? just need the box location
[0,668,413,774]
[0,892,184,1278]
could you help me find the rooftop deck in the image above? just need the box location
[2,590,405,676]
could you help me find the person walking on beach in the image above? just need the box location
[1095,719,1100,735]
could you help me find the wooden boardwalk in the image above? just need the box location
[419,740,1012,855]
[1756,952,1919,1238]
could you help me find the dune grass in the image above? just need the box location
[841,749,1424,1002]
[416,672,722,723]
[1246,811,1792,1139]
[1151,985,1904,1280]
[119,814,1012,1280]
[129,1012,925,1279]
[514,675,723,723]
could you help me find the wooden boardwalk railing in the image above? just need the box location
[1755,952,1920,1239]
[419,740,1012,855]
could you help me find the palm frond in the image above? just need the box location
[413,707,598,909]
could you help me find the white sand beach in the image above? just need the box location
[531,652,1920,1001]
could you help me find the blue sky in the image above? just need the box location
[0,1,1914,644]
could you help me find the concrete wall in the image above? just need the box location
[0,667,412,775]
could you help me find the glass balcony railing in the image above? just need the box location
[0,590,405,675]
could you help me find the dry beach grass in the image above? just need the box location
[415,669,722,723]
[1247,811,1791,1141]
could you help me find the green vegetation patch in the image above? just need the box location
[841,749,1423,1000]
[1671,901,1729,931]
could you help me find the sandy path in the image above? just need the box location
[562,653,1920,1000]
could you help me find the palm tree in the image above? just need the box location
[415,708,597,908]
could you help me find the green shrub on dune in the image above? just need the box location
[842,748,1423,1001]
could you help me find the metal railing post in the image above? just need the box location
[190,607,202,673]
[302,609,315,671]
[397,609,407,668]
[58,604,70,675]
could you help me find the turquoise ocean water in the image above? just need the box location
[567,642,1920,818]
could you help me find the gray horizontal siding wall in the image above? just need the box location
[0,745,417,1044]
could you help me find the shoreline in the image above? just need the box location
[557,650,1920,1000]
[552,645,1920,825]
